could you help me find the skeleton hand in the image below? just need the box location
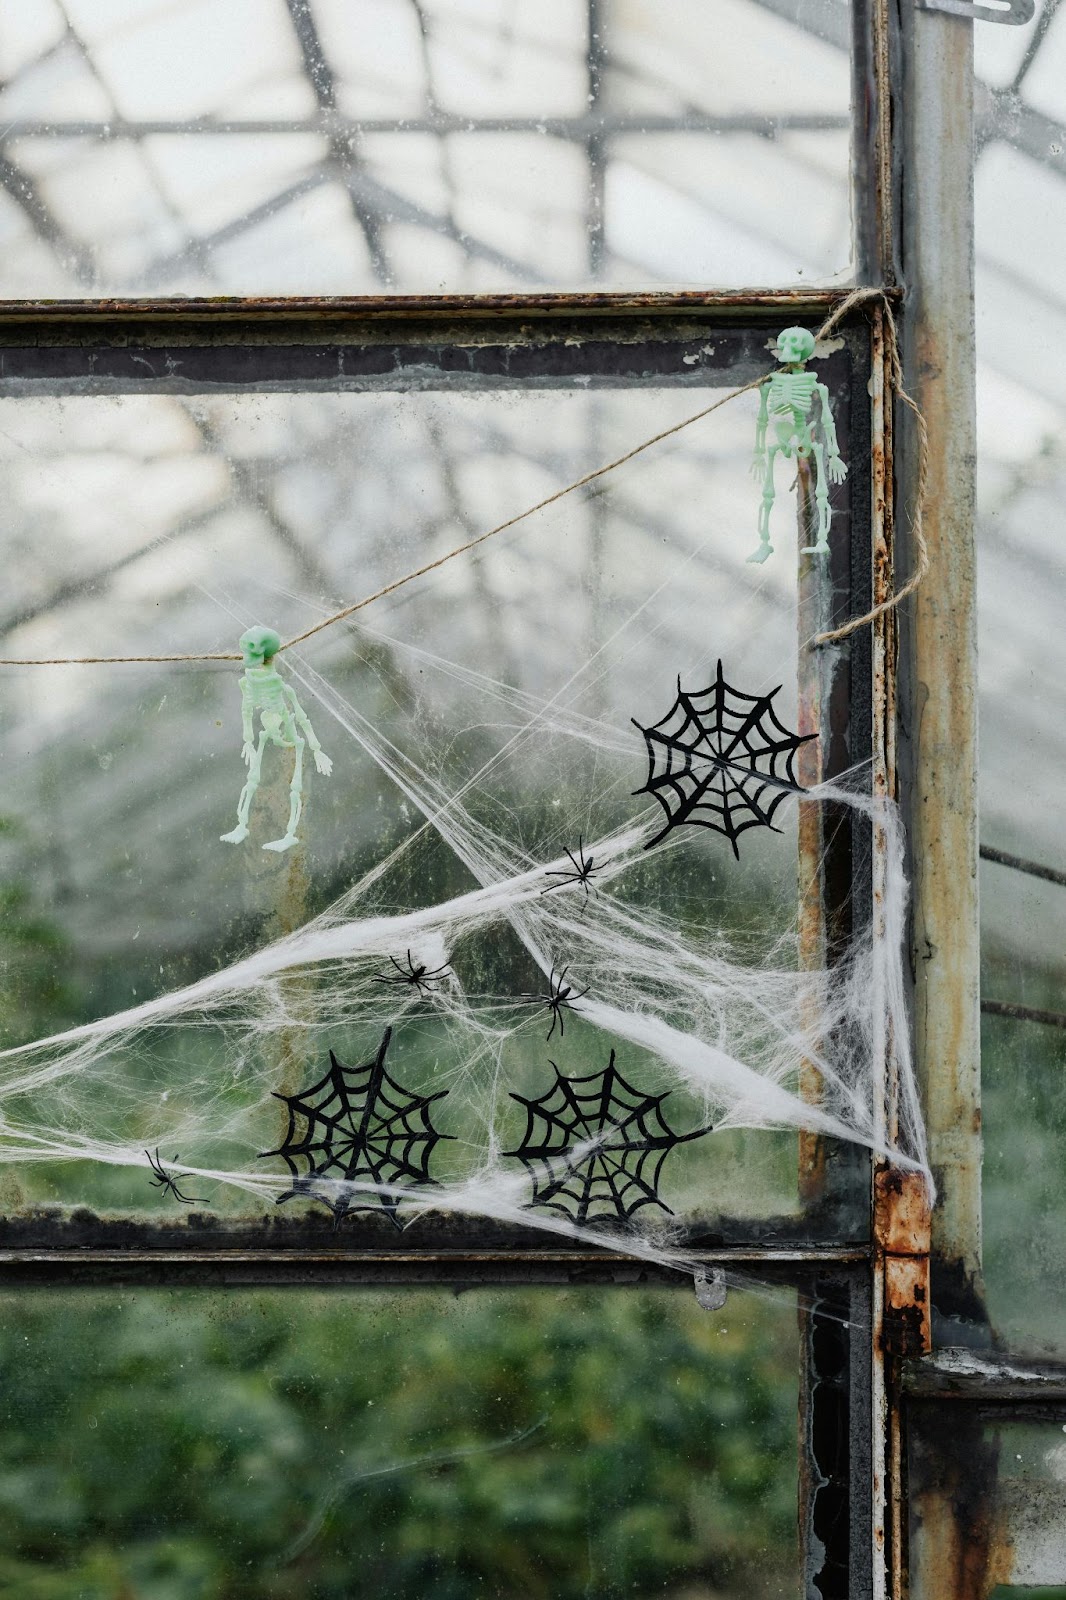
[750,451,767,483]
[827,454,848,485]
[313,749,333,777]
[241,741,256,767]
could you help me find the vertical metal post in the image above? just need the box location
[898,11,987,1588]
[897,2,983,1333]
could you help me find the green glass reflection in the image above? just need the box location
[981,984,1066,1356]
[0,1286,797,1600]
[991,1592,1066,1600]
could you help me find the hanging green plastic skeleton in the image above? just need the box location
[749,325,847,565]
[220,627,332,853]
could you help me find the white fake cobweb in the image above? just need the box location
[0,387,929,1272]
[0,644,928,1258]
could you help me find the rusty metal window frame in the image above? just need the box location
[0,303,876,1271]
[0,296,884,1600]
[0,4,995,1596]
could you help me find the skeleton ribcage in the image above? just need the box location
[767,373,817,417]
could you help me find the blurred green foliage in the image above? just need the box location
[0,1287,796,1600]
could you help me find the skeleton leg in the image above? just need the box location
[263,735,305,853]
[748,445,780,564]
[220,732,268,844]
[801,438,831,554]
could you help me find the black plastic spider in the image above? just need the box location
[540,837,603,901]
[373,949,451,997]
[146,1148,204,1206]
[521,964,590,1042]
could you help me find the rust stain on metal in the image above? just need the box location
[883,1256,930,1356]
[876,1166,932,1255]
[911,1405,1001,1600]
[876,1165,932,1357]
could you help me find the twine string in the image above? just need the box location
[814,299,929,646]
[0,287,923,667]
[279,373,770,654]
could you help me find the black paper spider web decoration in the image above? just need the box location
[505,1052,707,1225]
[632,660,814,858]
[259,1025,451,1228]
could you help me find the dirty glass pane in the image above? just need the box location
[0,1285,799,1598]
[913,1415,1066,1595]
[0,0,855,295]
[0,340,866,1239]
[975,1,1066,1358]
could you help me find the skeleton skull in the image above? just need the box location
[775,325,816,367]
[239,625,282,666]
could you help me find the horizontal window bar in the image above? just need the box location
[980,842,1066,890]
[981,998,1066,1030]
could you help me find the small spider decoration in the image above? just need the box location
[372,949,451,998]
[540,837,603,901]
[146,1148,204,1206]
[521,964,590,1042]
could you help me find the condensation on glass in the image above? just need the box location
[0,0,855,295]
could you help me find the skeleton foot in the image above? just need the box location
[801,515,831,554]
[747,542,773,565]
[263,833,299,853]
[220,825,250,844]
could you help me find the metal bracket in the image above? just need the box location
[875,1167,933,1358]
[917,0,1035,25]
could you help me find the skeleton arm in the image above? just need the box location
[282,682,333,775]
[751,380,770,476]
[816,382,848,482]
[238,676,256,765]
